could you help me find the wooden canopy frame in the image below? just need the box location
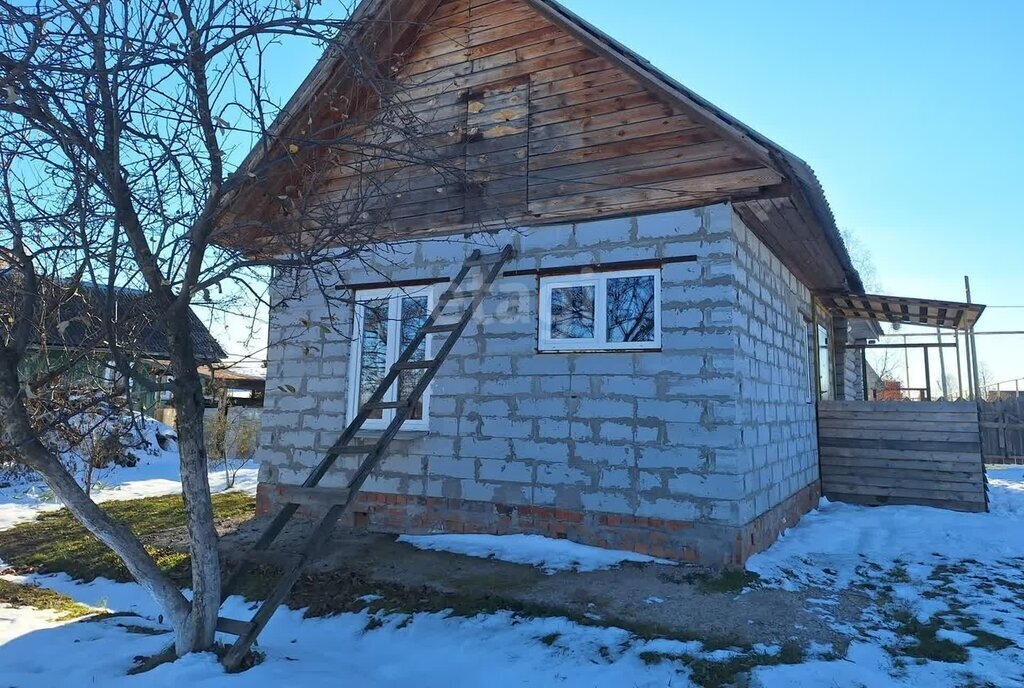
[820,292,985,331]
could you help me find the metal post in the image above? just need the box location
[903,334,911,397]
[923,346,932,401]
[936,327,948,399]
[966,276,982,401]
[954,329,964,399]
[964,329,975,399]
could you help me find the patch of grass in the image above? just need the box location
[538,632,560,646]
[0,492,255,585]
[888,565,911,584]
[0,578,94,619]
[957,678,997,688]
[638,650,665,666]
[686,642,806,688]
[968,629,1015,651]
[637,643,806,687]
[685,570,760,594]
[892,615,969,664]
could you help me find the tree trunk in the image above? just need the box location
[167,321,222,654]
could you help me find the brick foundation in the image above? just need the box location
[256,479,821,568]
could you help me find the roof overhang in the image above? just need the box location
[819,292,985,331]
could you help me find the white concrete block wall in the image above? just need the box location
[729,211,819,523]
[258,203,822,530]
[259,204,762,526]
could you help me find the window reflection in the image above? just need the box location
[398,296,429,420]
[550,284,595,339]
[606,275,655,343]
[359,298,389,419]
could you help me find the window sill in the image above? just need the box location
[355,429,429,441]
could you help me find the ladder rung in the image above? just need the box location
[217,617,255,636]
[422,322,460,334]
[278,485,353,508]
[364,400,409,410]
[242,549,304,567]
[392,360,435,371]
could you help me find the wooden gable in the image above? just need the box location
[220,0,785,248]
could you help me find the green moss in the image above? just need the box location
[0,492,254,585]
[0,578,95,619]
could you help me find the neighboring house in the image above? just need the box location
[217,0,977,565]
[151,364,266,428]
[0,273,226,412]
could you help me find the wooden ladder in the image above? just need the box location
[217,244,515,669]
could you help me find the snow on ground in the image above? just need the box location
[0,414,256,532]
[1,574,704,687]
[747,466,1024,590]
[747,465,1024,688]
[398,532,675,574]
[4,449,1024,686]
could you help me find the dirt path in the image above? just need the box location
[148,516,868,651]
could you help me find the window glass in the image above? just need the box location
[550,284,595,339]
[398,295,429,420]
[539,268,660,351]
[358,297,389,419]
[817,323,832,400]
[351,287,433,428]
[606,275,656,343]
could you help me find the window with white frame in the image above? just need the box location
[348,285,433,429]
[538,268,661,351]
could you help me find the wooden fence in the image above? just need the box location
[817,400,987,512]
[979,397,1024,464]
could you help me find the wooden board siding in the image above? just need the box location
[229,0,783,248]
[213,0,860,294]
[817,400,988,512]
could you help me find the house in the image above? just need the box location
[0,273,226,412]
[217,0,984,565]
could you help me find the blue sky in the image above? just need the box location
[549,0,1024,387]
[231,0,1023,388]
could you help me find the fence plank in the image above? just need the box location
[818,400,987,512]
[979,397,1024,465]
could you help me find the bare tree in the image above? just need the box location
[0,0,476,658]
[839,227,882,293]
